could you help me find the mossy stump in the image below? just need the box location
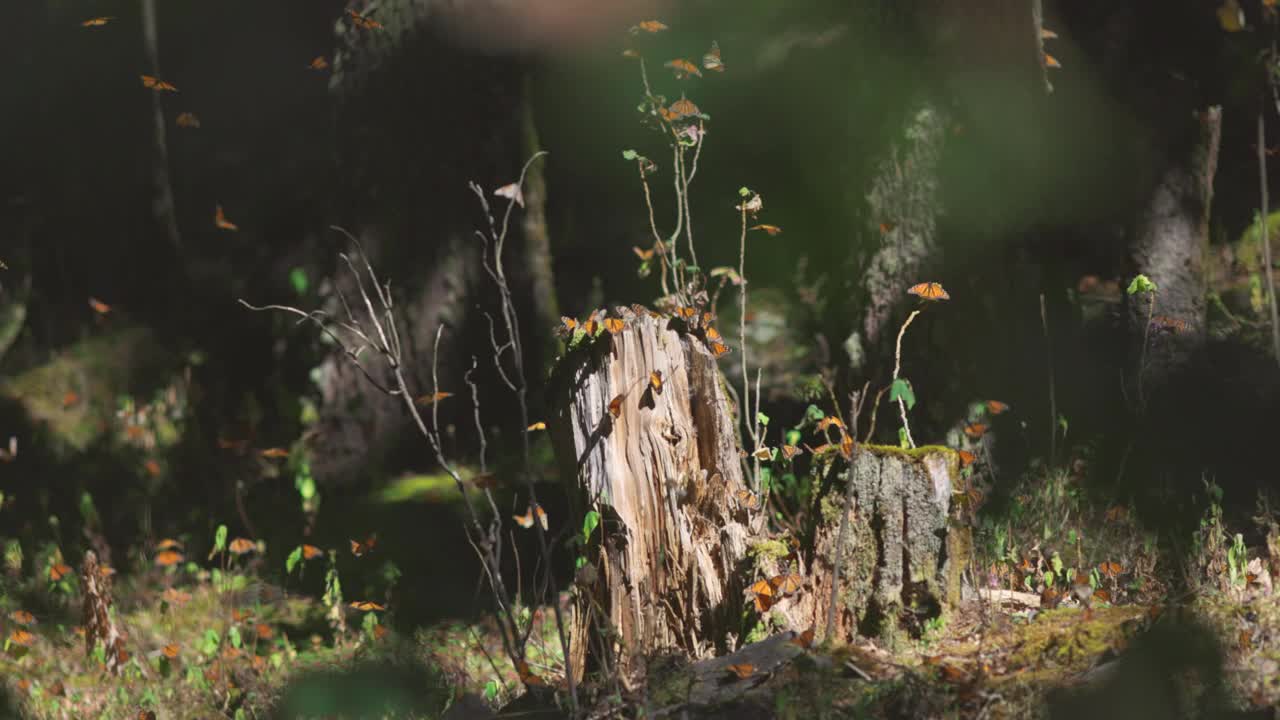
[548,308,758,684]
[752,445,970,643]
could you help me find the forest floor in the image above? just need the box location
[3,560,1280,719]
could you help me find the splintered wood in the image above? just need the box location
[550,309,756,680]
[82,550,127,674]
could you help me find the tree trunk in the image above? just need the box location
[307,4,553,484]
[1126,106,1221,408]
[549,310,758,682]
[754,445,968,644]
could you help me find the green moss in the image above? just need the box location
[748,539,791,562]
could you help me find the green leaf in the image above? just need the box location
[756,412,770,427]
[200,629,220,656]
[1126,274,1157,295]
[228,626,242,649]
[785,429,801,446]
[898,427,909,449]
[805,404,825,422]
[575,556,586,570]
[1051,552,1064,574]
[622,149,639,161]
[286,546,303,575]
[888,378,916,410]
[289,267,309,295]
[738,187,751,197]
[484,680,499,701]
[582,510,601,545]
[212,525,227,557]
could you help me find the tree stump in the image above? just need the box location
[549,308,758,682]
[752,445,969,644]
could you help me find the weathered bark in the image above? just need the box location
[140,0,183,251]
[549,310,757,682]
[752,446,968,643]
[81,550,126,675]
[1125,106,1220,407]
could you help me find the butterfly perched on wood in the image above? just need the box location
[907,282,949,301]
[667,96,700,121]
[725,663,755,679]
[608,394,625,418]
[702,41,724,72]
[604,318,626,335]
[748,578,774,611]
[770,572,803,596]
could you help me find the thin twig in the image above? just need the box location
[1039,294,1058,466]
[892,310,921,448]
[1258,113,1280,368]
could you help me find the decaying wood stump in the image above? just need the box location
[81,550,127,675]
[752,445,969,644]
[549,309,759,682]
[550,310,972,678]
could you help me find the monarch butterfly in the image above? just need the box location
[176,112,200,128]
[582,316,601,335]
[415,391,453,406]
[1151,315,1187,333]
[749,224,782,236]
[780,445,802,460]
[634,20,668,33]
[985,400,1010,415]
[957,449,976,468]
[752,447,773,461]
[664,58,702,79]
[839,432,854,459]
[493,182,524,208]
[346,9,382,29]
[807,442,838,457]
[791,627,815,648]
[516,659,550,687]
[709,341,731,357]
[963,422,988,440]
[162,643,180,659]
[162,587,192,604]
[604,318,626,335]
[81,16,114,27]
[1041,27,1058,39]
[259,447,289,458]
[214,205,239,231]
[1098,561,1123,578]
[308,56,329,70]
[9,610,34,626]
[738,194,763,214]
[349,600,386,612]
[513,504,548,530]
[155,550,184,567]
[1044,53,1061,68]
[143,458,161,477]
[350,535,377,557]
[907,282,950,301]
[8,630,34,647]
[301,544,324,560]
[608,394,625,418]
[228,538,255,555]
[879,222,896,234]
[735,489,759,510]
[231,608,254,622]
[527,421,547,431]
[726,663,755,679]
[705,326,722,342]
[557,316,578,337]
[62,391,79,408]
[48,563,72,581]
[649,370,664,394]
[749,578,774,611]
[668,96,699,120]
[770,572,803,595]
[633,246,655,261]
[140,75,178,92]
[816,416,844,432]
[255,623,273,639]
[702,41,724,72]
[88,297,111,314]
[676,306,697,321]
